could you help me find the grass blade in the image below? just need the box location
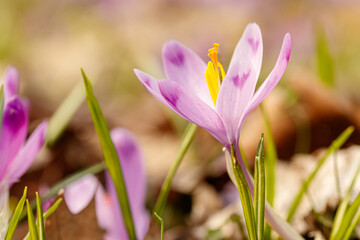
[254,134,265,240]
[82,69,136,239]
[261,105,277,239]
[26,199,39,240]
[342,198,360,240]
[35,193,45,240]
[230,144,257,240]
[286,126,354,222]
[334,193,360,240]
[5,187,27,240]
[261,105,277,206]
[153,123,197,215]
[24,198,63,240]
[43,198,63,219]
[154,212,164,240]
[330,163,360,239]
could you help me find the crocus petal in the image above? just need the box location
[64,174,98,214]
[246,33,291,115]
[134,69,172,108]
[216,62,256,142]
[95,182,115,233]
[110,128,149,239]
[111,128,146,210]
[228,23,263,80]
[104,171,128,240]
[1,66,19,106]
[6,121,47,185]
[21,98,31,116]
[135,69,192,125]
[158,80,228,145]
[0,98,28,182]
[162,41,214,107]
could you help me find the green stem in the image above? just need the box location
[230,144,257,240]
[154,212,164,240]
[153,123,198,216]
[332,152,342,200]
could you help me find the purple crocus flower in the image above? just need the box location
[0,66,48,187]
[134,24,300,239]
[65,128,149,240]
[134,23,291,150]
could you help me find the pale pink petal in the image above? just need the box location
[1,66,19,106]
[135,69,190,125]
[229,23,263,80]
[158,80,228,146]
[216,62,256,142]
[162,41,214,107]
[134,69,170,107]
[7,121,47,185]
[20,98,30,116]
[0,98,28,182]
[111,128,150,239]
[111,128,146,212]
[64,174,98,214]
[246,33,291,115]
[95,182,115,232]
[104,171,128,240]
[96,130,150,240]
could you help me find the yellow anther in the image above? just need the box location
[208,43,219,69]
[205,43,225,106]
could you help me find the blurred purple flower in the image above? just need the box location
[134,23,291,150]
[0,66,47,187]
[65,128,149,240]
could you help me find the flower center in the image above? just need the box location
[205,43,225,106]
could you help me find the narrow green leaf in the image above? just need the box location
[334,193,360,240]
[260,105,277,207]
[153,212,164,240]
[20,162,105,222]
[5,187,27,240]
[230,144,257,240]
[43,198,63,219]
[82,69,136,240]
[342,198,360,240]
[35,193,45,240]
[261,105,277,239]
[24,198,63,240]
[26,199,39,240]
[316,25,335,86]
[254,134,265,240]
[332,153,342,200]
[153,123,197,215]
[330,164,360,239]
[286,126,354,222]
